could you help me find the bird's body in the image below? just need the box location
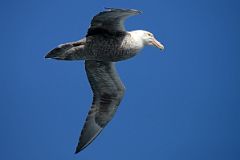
[83,31,142,61]
[46,30,153,62]
[45,8,164,153]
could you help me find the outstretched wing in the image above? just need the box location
[86,8,142,36]
[75,60,125,153]
[45,38,86,60]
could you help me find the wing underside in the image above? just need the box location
[75,60,125,153]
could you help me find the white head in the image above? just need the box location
[130,30,164,50]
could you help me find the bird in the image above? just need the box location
[45,8,164,154]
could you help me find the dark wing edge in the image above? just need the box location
[86,8,142,36]
[75,60,125,153]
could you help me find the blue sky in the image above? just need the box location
[1,0,240,159]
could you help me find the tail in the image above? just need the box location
[45,38,86,60]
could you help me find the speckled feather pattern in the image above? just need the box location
[84,33,142,61]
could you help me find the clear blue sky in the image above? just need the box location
[1,0,240,160]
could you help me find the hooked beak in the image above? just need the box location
[152,38,164,50]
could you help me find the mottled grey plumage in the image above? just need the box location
[76,61,125,152]
[45,8,164,154]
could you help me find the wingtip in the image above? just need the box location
[104,7,143,14]
[74,148,81,154]
[74,138,94,154]
[44,50,55,59]
[75,150,79,154]
[44,54,51,59]
[74,120,104,154]
[74,142,88,154]
[44,48,62,59]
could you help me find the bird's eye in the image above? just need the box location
[147,33,153,37]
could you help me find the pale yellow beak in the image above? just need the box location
[152,38,164,50]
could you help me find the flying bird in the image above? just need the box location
[45,8,164,153]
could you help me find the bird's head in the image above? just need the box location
[131,30,164,50]
[141,30,164,50]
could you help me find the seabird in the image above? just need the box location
[45,8,164,153]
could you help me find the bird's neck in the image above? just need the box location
[128,30,145,49]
